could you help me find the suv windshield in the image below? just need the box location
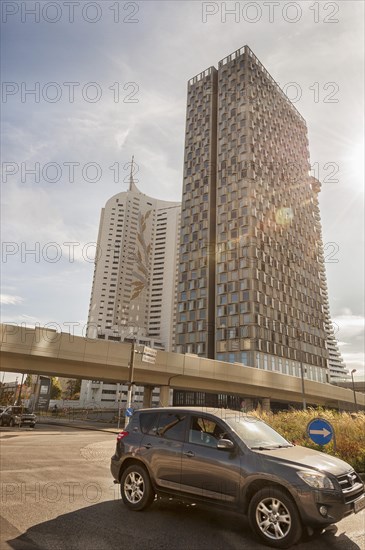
[226,416,292,449]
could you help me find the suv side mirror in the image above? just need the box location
[217,439,234,450]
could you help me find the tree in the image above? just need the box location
[24,375,33,387]
[65,379,81,400]
[50,377,62,400]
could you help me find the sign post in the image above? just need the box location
[123,344,157,428]
[142,346,157,364]
[307,418,336,451]
[125,407,134,418]
[117,391,123,429]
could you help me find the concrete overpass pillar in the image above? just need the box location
[262,398,271,412]
[243,398,254,411]
[159,386,171,407]
[143,386,153,408]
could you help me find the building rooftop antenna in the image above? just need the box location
[129,155,135,191]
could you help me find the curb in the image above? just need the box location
[38,420,120,434]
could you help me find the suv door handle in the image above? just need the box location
[143,443,152,449]
[183,450,195,457]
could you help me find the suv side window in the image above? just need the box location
[189,415,229,447]
[153,412,188,441]
[139,412,159,435]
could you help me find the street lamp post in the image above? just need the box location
[124,340,136,428]
[297,329,306,410]
[16,373,25,406]
[14,377,19,405]
[350,369,358,412]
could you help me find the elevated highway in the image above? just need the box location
[1,324,363,410]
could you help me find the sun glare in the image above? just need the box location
[349,142,365,183]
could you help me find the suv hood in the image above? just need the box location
[255,445,352,476]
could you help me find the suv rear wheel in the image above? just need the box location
[120,464,155,511]
[248,487,302,548]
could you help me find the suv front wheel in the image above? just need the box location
[248,487,302,548]
[120,464,155,511]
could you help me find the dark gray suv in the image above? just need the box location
[0,406,37,428]
[111,407,365,548]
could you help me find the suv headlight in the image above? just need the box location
[297,471,334,489]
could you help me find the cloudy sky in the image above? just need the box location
[1,0,364,381]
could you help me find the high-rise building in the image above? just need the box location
[313,181,348,382]
[176,45,345,385]
[81,164,181,407]
[327,329,348,382]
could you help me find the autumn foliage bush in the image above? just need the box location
[253,408,365,473]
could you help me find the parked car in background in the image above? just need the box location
[0,406,37,428]
[111,407,365,549]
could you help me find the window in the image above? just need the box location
[143,412,187,441]
[188,416,230,447]
[231,292,239,302]
[139,412,159,434]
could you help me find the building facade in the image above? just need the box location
[176,46,345,385]
[326,328,348,381]
[80,168,181,407]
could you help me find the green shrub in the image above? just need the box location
[253,409,365,473]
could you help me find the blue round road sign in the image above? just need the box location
[125,407,134,418]
[307,418,333,445]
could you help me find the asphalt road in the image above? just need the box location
[1,425,364,550]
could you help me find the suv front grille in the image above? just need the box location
[337,472,364,504]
